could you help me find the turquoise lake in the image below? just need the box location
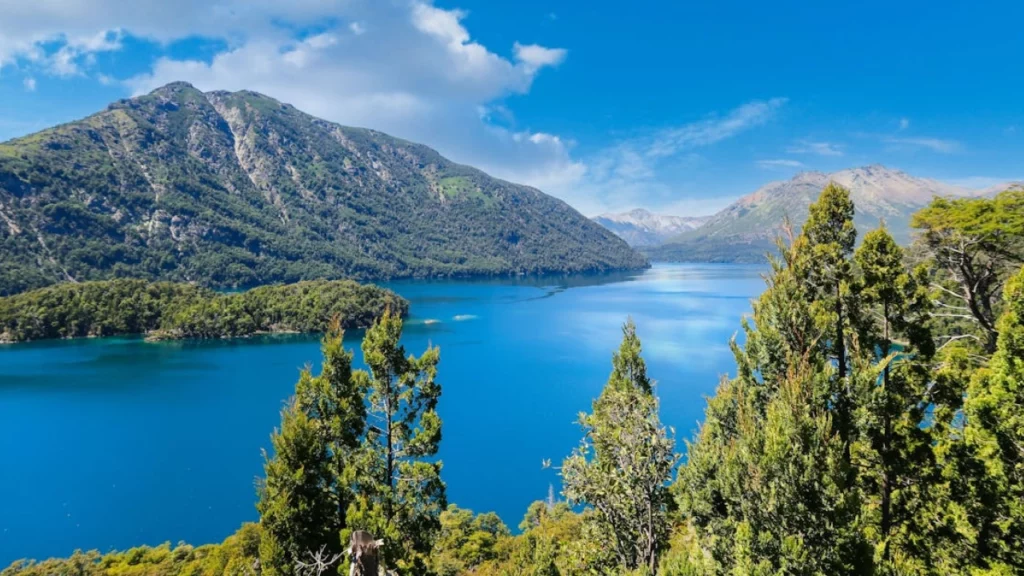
[0,263,765,565]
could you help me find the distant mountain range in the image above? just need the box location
[592,209,711,247]
[596,165,1020,263]
[0,82,646,295]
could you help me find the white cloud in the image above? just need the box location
[883,136,961,154]
[899,117,910,130]
[757,159,804,169]
[348,21,365,35]
[786,139,844,156]
[23,77,36,91]
[513,42,567,73]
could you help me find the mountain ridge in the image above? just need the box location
[0,82,647,295]
[640,165,1019,262]
[592,208,711,247]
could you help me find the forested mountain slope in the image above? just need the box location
[0,82,646,295]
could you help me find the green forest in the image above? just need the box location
[0,279,406,342]
[0,83,645,296]
[3,186,1022,575]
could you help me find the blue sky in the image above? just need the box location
[1,0,1022,215]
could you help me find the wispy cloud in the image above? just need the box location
[557,98,787,215]
[883,136,961,154]
[899,117,910,130]
[786,139,844,156]
[22,77,36,92]
[757,159,804,170]
[646,98,787,159]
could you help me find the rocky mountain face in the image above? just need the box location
[646,165,1018,263]
[592,208,711,247]
[0,82,647,295]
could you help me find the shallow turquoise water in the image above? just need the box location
[0,263,764,564]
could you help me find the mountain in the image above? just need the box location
[647,165,1017,263]
[976,180,1024,198]
[0,82,646,295]
[592,209,711,247]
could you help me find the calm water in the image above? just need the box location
[0,263,764,565]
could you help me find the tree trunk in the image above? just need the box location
[881,302,892,562]
[836,284,846,380]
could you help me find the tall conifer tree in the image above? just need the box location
[852,227,938,572]
[344,309,445,575]
[562,320,677,573]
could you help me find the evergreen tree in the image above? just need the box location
[674,355,872,575]
[959,266,1024,571]
[257,324,368,576]
[852,227,938,571]
[798,182,859,448]
[294,320,366,527]
[673,228,871,575]
[344,309,445,575]
[258,399,336,576]
[561,320,677,573]
[431,505,510,576]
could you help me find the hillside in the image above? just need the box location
[646,165,1016,262]
[0,82,646,295]
[592,208,710,247]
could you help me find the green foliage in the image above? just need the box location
[343,309,445,575]
[431,505,510,576]
[676,343,871,575]
[561,320,678,572]
[8,184,1024,576]
[2,523,262,576]
[850,227,939,572]
[0,83,646,296]
[0,278,406,342]
[911,189,1024,353]
[257,325,366,576]
[257,400,336,576]
[956,267,1024,570]
[475,502,614,576]
[797,183,859,441]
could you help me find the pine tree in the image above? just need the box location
[561,320,677,573]
[344,309,445,575]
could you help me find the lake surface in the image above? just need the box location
[0,263,765,565]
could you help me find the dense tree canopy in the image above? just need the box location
[0,278,406,342]
[911,189,1024,353]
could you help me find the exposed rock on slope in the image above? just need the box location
[0,82,647,295]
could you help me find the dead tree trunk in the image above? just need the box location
[347,531,382,576]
